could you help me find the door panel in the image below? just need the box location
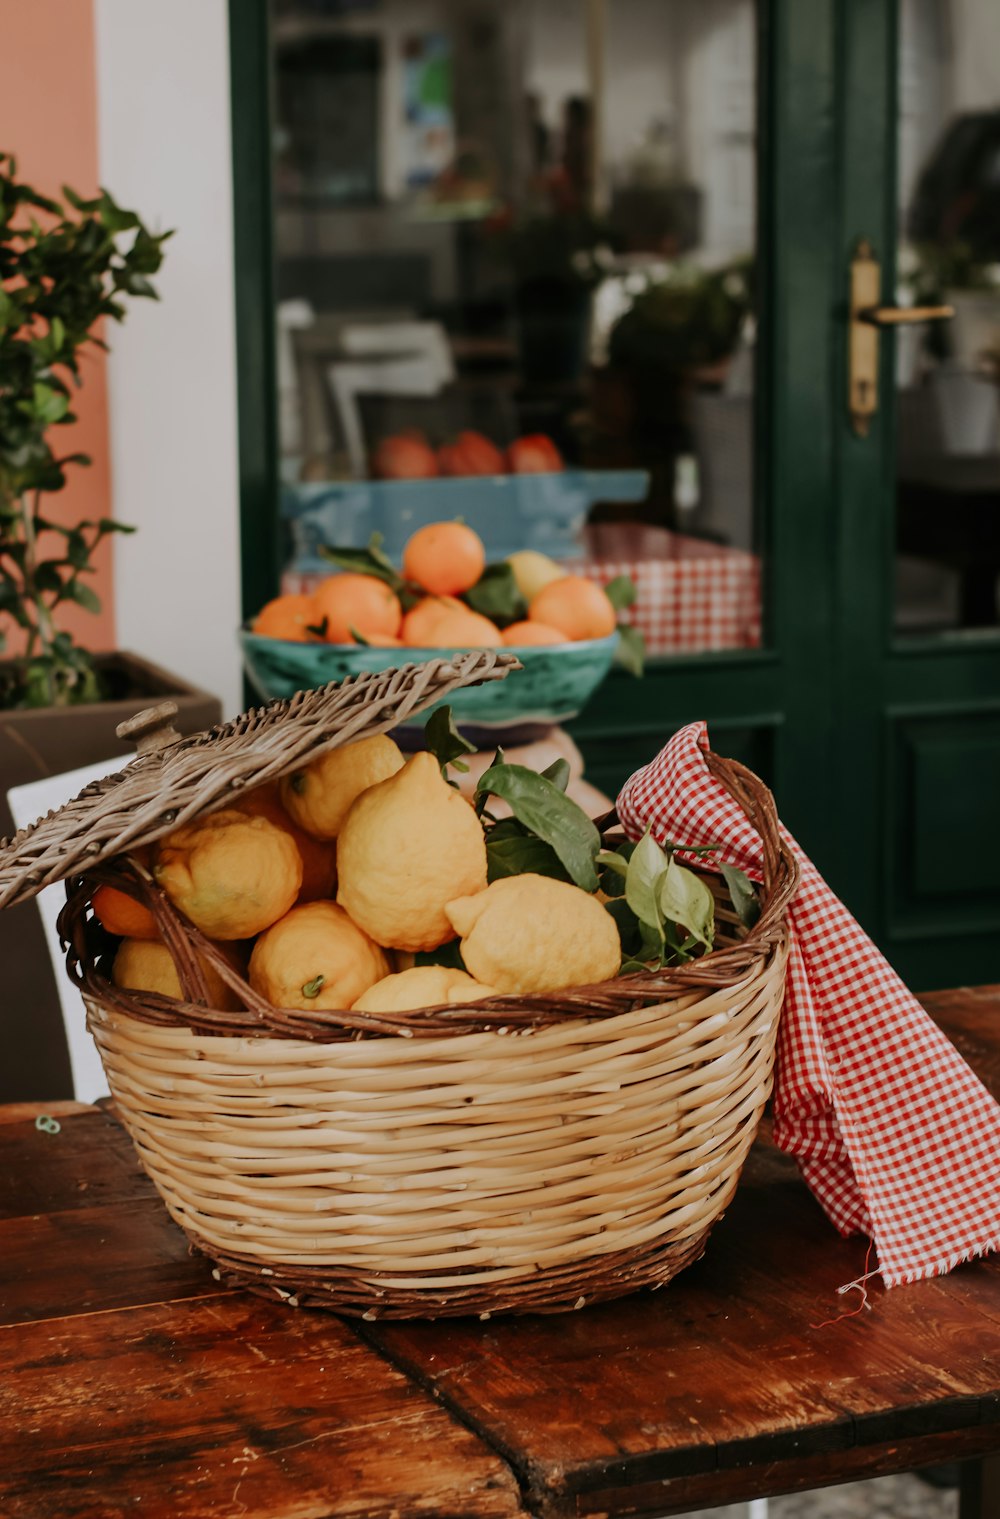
[836,0,1000,987]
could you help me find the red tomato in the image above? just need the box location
[371,432,439,479]
[437,430,505,477]
[506,434,564,474]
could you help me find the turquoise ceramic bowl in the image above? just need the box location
[239,629,619,744]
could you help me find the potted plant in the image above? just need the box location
[0,153,220,1100]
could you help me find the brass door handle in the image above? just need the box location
[859,303,955,326]
[849,240,955,436]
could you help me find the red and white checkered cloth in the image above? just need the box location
[572,544,761,655]
[617,720,1000,1288]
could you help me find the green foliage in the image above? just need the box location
[0,153,170,707]
[475,759,601,892]
[423,703,476,784]
[608,257,753,376]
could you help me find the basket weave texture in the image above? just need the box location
[9,654,798,1319]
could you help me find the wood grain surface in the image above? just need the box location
[0,989,997,1519]
[363,989,1000,1517]
[0,1110,526,1519]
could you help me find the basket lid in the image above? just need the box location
[0,651,519,910]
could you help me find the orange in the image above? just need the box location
[400,595,465,646]
[249,900,390,1012]
[402,522,486,596]
[253,593,322,642]
[528,576,617,641]
[233,783,338,902]
[500,620,569,646]
[92,884,159,940]
[311,573,403,646]
[112,938,245,1011]
[421,607,501,648]
[154,808,303,940]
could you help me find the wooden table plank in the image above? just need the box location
[0,1294,527,1519]
[0,1108,221,1325]
[0,1108,528,1518]
[362,989,1000,1517]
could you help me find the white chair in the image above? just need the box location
[327,320,455,477]
[8,759,123,1102]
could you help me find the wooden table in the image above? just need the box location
[2,986,998,1519]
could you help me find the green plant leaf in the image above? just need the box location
[423,703,476,779]
[33,562,63,594]
[413,939,467,972]
[485,817,572,884]
[615,622,646,677]
[604,574,637,611]
[720,863,760,930]
[463,561,526,625]
[319,531,403,591]
[475,762,600,891]
[604,896,643,956]
[659,858,715,949]
[64,579,101,614]
[540,757,570,792]
[624,828,668,949]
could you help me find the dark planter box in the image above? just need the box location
[0,652,221,1102]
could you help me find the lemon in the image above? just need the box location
[506,549,566,603]
[280,733,404,840]
[154,809,302,940]
[353,965,497,1013]
[336,750,488,951]
[446,874,621,995]
[112,938,244,1010]
[249,900,389,1011]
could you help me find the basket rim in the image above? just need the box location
[58,747,799,1043]
[0,652,519,910]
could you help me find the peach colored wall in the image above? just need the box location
[0,0,116,653]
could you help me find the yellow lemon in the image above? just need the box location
[233,782,337,902]
[506,549,566,603]
[445,874,620,995]
[154,809,302,940]
[353,965,497,1013]
[280,733,404,840]
[249,900,390,1011]
[336,750,488,952]
[111,938,244,1010]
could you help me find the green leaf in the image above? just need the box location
[66,529,89,569]
[604,575,637,612]
[463,561,526,625]
[659,858,715,949]
[604,896,643,957]
[98,192,140,233]
[485,817,572,884]
[423,703,476,780]
[95,516,133,534]
[33,562,63,594]
[615,622,646,677]
[413,939,467,972]
[475,762,600,892]
[720,863,761,930]
[540,757,570,792]
[320,532,403,591]
[64,579,101,614]
[597,843,636,899]
[624,829,668,949]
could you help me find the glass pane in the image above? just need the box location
[895,0,1000,636]
[272,0,761,659]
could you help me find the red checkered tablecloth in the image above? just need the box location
[618,721,1000,1289]
[569,537,761,655]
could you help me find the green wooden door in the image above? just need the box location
[229,0,1000,990]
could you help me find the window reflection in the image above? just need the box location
[273,0,761,657]
[895,0,1000,635]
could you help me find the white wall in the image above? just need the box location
[95,0,243,719]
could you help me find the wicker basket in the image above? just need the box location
[0,652,797,1319]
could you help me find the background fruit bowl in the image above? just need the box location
[239,628,619,746]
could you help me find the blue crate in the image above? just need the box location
[282,470,650,574]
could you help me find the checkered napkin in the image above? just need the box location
[617,720,1000,1288]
